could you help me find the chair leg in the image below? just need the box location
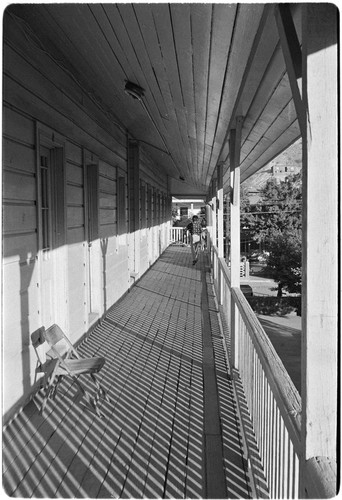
[50,376,62,400]
[40,375,59,415]
[91,373,110,403]
[73,377,103,418]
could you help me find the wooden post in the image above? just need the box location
[217,164,224,259]
[301,4,338,496]
[230,117,243,368]
[230,117,243,288]
[212,178,217,250]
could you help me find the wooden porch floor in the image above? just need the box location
[2,245,253,498]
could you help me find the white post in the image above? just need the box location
[301,4,338,496]
[212,178,217,250]
[217,164,224,259]
[230,118,243,368]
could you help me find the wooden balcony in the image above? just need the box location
[3,244,263,498]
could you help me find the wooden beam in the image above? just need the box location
[276,5,302,78]
[275,4,306,137]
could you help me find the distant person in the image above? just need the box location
[186,215,202,264]
[200,218,207,251]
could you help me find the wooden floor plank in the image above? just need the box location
[2,245,250,499]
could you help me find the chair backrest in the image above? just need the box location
[31,327,48,374]
[31,327,45,349]
[43,324,78,361]
[44,324,66,345]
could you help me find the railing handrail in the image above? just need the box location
[212,246,301,449]
[211,244,303,497]
[231,286,302,451]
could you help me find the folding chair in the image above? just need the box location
[31,324,109,417]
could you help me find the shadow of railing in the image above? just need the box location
[3,246,252,498]
[3,246,206,498]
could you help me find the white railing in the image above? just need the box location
[170,227,191,245]
[210,245,302,498]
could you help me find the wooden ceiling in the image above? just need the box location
[6,3,301,197]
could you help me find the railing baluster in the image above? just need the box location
[209,246,302,498]
[266,386,271,492]
[283,424,289,498]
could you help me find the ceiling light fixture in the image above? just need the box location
[124,80,183,178]
[124,81,145,101]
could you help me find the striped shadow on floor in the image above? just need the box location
[2,245,252,498]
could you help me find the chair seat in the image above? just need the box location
[63,356,105,375]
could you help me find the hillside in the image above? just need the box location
[243,139,302,196]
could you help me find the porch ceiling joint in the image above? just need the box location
[274,4,306,137]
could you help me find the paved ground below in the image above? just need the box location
[242,270,301,394]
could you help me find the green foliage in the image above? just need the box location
[266,230,302,295]
[241,172,302,295]
[252,173,302,243]
[246,296,301,316]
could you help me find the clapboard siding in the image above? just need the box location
[100,191,117,210]
[2,107,41,415]
[67,239,87,341]
[66,184,83,206]
[3,169,36,202]
[3,205,37,234]
[65,144,87,340]
[2,106,36,146]
[67,206,84,228]
[2,11,171,421]
[99,157,117,237]
[3,138,36,173]
[4,31,127,168]
[2,232,37,260]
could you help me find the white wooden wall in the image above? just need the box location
[2,20,170,421]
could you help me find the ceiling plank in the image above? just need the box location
[190,4,212,180]
[151,4,193,179]
[241,122,300,182]
[241,73,294,162]
[204,3,236,159]
[170,3,197,175]
[133,4,190,179]
[104,3,175,159]
[206,3,265,184]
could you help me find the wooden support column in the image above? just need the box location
[217,164,224,259]
[229,118,243,288]
[301,4,338,497]
[212,178,217,250]
[229,117,243,368]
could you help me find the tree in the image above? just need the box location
[252,173,302,244]
[241,172,302,296]
[266,229,302,297]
